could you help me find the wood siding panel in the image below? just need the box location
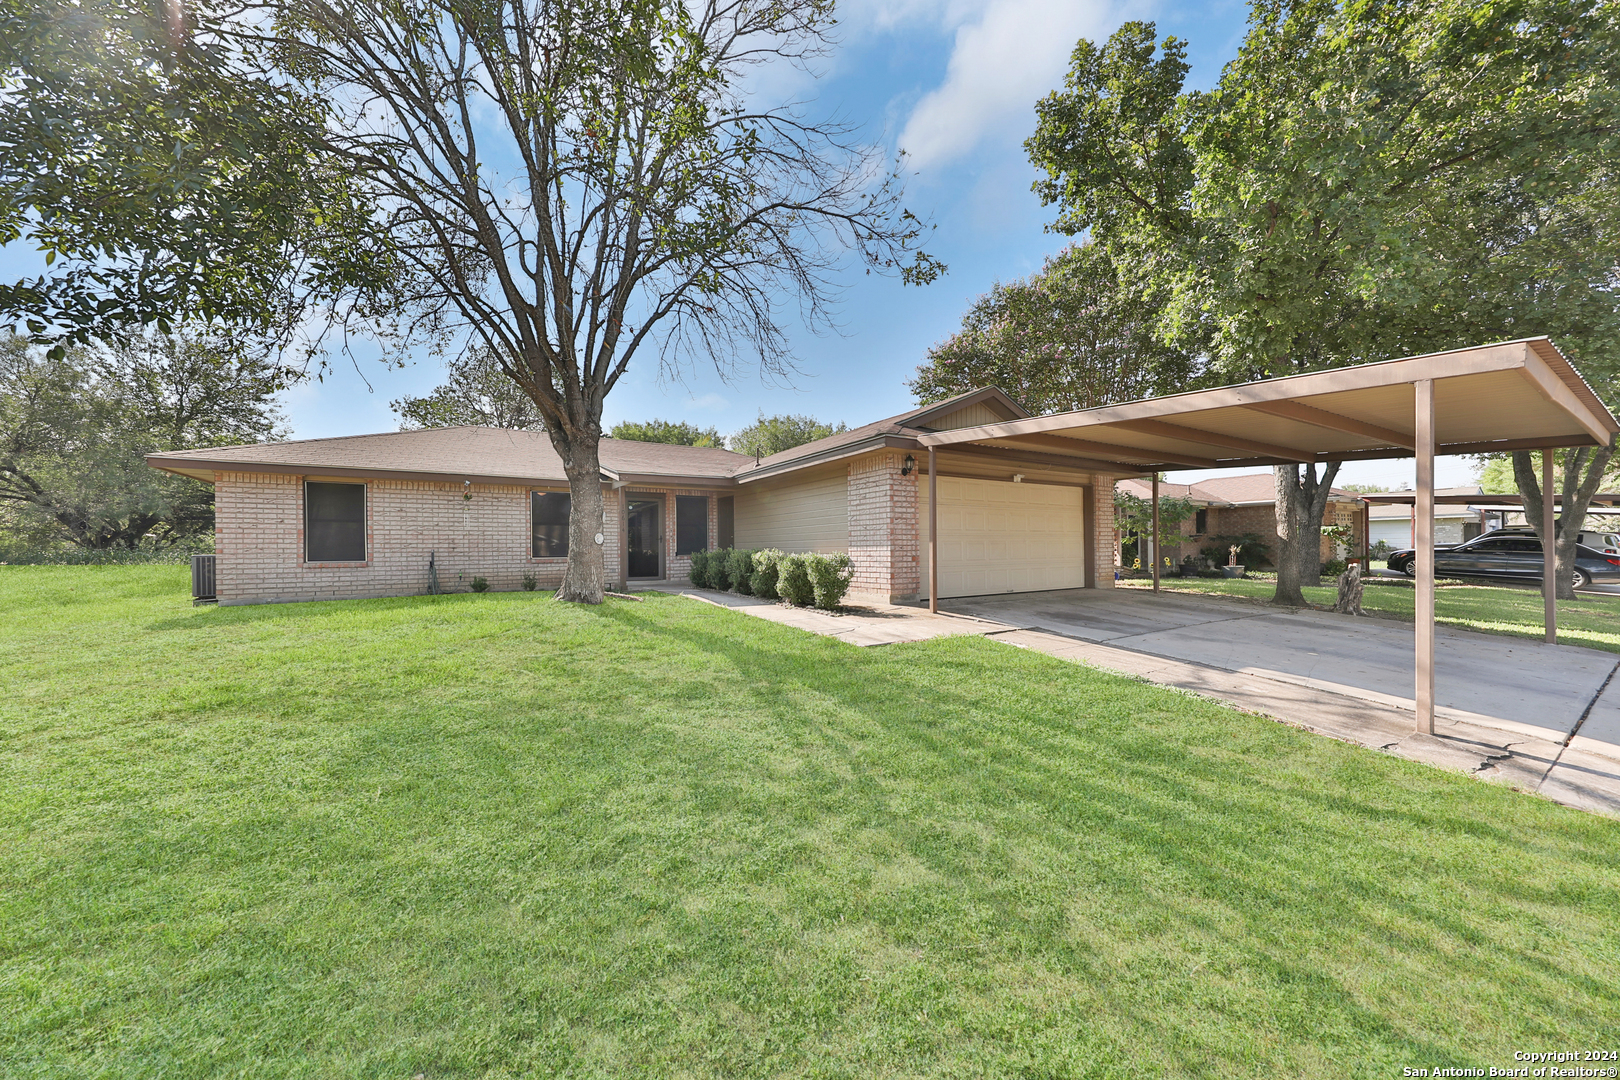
[920,401,1004,431]
[734,467,849,553]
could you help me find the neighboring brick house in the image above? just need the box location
[1115,474,1364,570]
[150,388,1130,607]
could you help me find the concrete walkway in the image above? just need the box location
[655,584,1620,817]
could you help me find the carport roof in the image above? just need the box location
[917,338,1619,470]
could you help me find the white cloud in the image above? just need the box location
[895,0,1130,170]
[685,392,730,411]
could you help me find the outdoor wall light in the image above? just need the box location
[901,454,916,476]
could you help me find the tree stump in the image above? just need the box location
[1333,562,1363,615]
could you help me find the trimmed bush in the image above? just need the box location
[806,552,854,610]
[1321,558,1348,579]
[470,576,490,593]
[688,549,712,589]
[521,573,537,591]
[725,548,756,595]
[776,554,814,607]
[706,548,733,590]
[749,549,783,599]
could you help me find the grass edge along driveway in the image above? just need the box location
[1119,574,1620,654]
[2,566,1616,1078]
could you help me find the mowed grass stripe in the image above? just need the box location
[0,566,1615,1078]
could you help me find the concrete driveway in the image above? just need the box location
[940,589,1620,759]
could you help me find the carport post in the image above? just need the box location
[1415,379,1435,735]
[928,447,938,614]
[1151,474,1160,593]
[1543,448,1556,644]
[1360,499,1371,574]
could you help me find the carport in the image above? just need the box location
[917,337,1620,734]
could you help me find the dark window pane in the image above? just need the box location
[675,495,708,555]
[532,492,570,557]
[1505,538,1544,552]
[1194,509,1207,534]
[305,482,366,562]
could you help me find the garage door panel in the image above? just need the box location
[919,477,1086,599]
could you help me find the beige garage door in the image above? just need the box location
[918,477,1086,599]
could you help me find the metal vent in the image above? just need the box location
[191,554,217,605]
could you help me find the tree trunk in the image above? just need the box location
[1273,465,1306,606]
[550,428,608,604]
[1513,446,1615,601]
[1272,461,1342,603]
[1296,461,1341,588]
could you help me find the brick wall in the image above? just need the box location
[846,452,920,603]
[1091,481,1116,589]
[1191,500,1361,568]
[215,471,643,604]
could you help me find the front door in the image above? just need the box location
[627,498,662,578]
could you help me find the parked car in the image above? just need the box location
[1387,533,1620,589]
[1476,525,1620,555]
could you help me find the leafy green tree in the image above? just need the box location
[729,414,849,458]
[0,332,287,549]
[1030,4,1620,602]
[258,0,940,603]
[0,0,383,349]
[1113,489,1198,570]
[609,420,722,447]
[909,243,1202,412]
[392,349,546,431]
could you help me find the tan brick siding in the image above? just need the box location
[214,471,705,604]
[1091,481,1116,589]
[847,451,920,603]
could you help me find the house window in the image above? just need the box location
[532,491,570,557]
[305,482,366,562]
[675,495,708,555]
[1195,509,1207,535]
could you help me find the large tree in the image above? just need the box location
[609,419,721,446]
[729,413,847,458]
[393,347,546,430]
[1030,2,1620,604]
[260,0,939,602]
[909,243,1202,412]
[0,0,383,350]
[0,332,287,549]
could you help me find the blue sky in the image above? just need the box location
[3,0,1475,488]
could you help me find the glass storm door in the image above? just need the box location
[627,499,662,578]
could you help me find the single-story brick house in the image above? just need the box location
[1115,474,1364,568]
[148,388,1130,607]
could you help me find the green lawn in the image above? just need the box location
[1120,574,1620,653]
[2,566,1617,1078]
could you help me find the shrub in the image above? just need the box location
[521,573,537,592]
[725,548,756,595]
[1322,558,1348,579]
[806,552,854,610]
[688,549,712,589]
[776,554,814,606]
[470,576,490,593]
[749,549,783,599]
[706,548,732,589]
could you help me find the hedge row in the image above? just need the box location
[689,548,855,610]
